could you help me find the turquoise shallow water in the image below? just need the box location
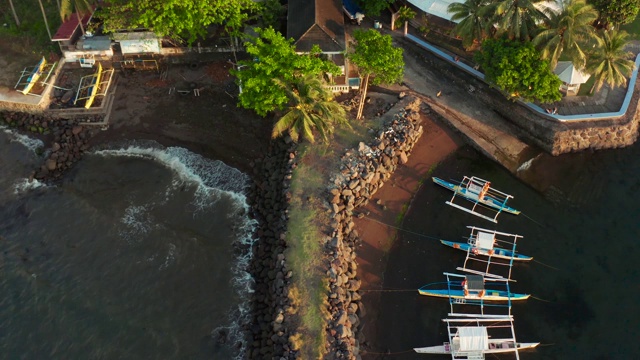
[0,131,254,359]
[369,145,640,359]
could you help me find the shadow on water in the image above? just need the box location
[365,144,640,360]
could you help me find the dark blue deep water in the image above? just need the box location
[371,144,640,359]
[0,129,254,359]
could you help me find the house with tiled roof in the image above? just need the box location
[287,0,360,92]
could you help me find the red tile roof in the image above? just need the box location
[52,12,93,41]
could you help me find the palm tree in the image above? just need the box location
[272,75,348,143]
[532,0,598,70]
[9,0,20,26]
[394,6,416,35]
[586,30,636,94]
[60,0,95,35]
[487,0,546,41]
[447,0,492,48]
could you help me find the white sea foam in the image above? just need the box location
[159,243,177,271]
[517,154,541,173]
[13,178,47,195]
[93,143,257,358]
[1,126,44,154]
[119,204,155,243]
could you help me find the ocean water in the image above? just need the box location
[370,145,640,359]
[0,130,255,359]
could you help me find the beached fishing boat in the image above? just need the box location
[419,273,530,302]
[432,176,519,223]
[414,318,539,359]
[441,226,532,261]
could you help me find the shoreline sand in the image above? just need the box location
[352,109,464,358]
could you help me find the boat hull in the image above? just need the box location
[418,288,530,301]
[432,177,520,215]
[414,341,540,354]
[440,240,533,261]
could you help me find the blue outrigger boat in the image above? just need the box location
[419,273,530,302]
[433,176,519,223]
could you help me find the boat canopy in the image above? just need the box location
[458,327,489,351]
[476,231,495,250]
[466,275,484,291]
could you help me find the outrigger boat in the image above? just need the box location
[441,226,532,261]
[432,176,519,223]
[414,317,540,359]
[419,273,530,302]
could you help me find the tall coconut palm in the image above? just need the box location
[60,0,95,35]
[586,30,636,94]
[447,0,492,48]
[532,0,598,70]
[487,0,546,41]
[272,75,348,143]
[9,0,20,26]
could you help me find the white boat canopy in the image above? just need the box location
[476,231,495,250]
[458,327,489,351]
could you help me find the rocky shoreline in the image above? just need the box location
[0,111,101,182]
[245,138,299,359]
[243,97,425,359]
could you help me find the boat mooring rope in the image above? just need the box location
[531,295,554,303]
[362,216,562,272]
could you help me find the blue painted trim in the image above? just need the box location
[405,33,640,123]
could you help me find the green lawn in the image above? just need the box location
[1,0,62,54]
[621,15,640,40]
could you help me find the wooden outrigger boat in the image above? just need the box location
[441,226,532,261]
[432,176,519,223]
[419,273,530,302]
[414,318,539,359]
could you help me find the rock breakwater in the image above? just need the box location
[0,111,100,182]
[245,139,298,359]
[323,97,424,359]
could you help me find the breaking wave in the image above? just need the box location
[1,126,44,154]
[92,142,257,358]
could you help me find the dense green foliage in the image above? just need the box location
[532,0,598,69]
[475,39,562,103]
[489,0,546,40]
[61,0,94,21]
[447,0,491,48]
[394,6,416,29]
[590,0,640,26]
[272,75,348,143]
[587,30,636,92]
[100,0,257,44]
[356,0,395,16]
[232,27,341,117]
[349,29,404,85]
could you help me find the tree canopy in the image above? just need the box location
[589,0,640,27]
[232,27,341,117]
[100,0,257,44]
[587,30,636,93]
[532,0,598,70]
[349,29,404,85]
[448,0,492,48]
[272,75,348,143]
[475,38,562,103]
[356,0,395,16]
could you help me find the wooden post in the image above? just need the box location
[37,0,52,40]
[404,21,408,35]
[356,73,370,120]
[390,12,397,31]
[9,0,20,26]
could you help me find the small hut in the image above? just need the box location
[554,61,591,96]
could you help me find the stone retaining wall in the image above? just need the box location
[0,111,99,182]
[400,36,640,155]
[323,97,424,359]
[245,139,298,359]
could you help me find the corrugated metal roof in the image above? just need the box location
[52,12,93,41]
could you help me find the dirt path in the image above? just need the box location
[353,105,464,352]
